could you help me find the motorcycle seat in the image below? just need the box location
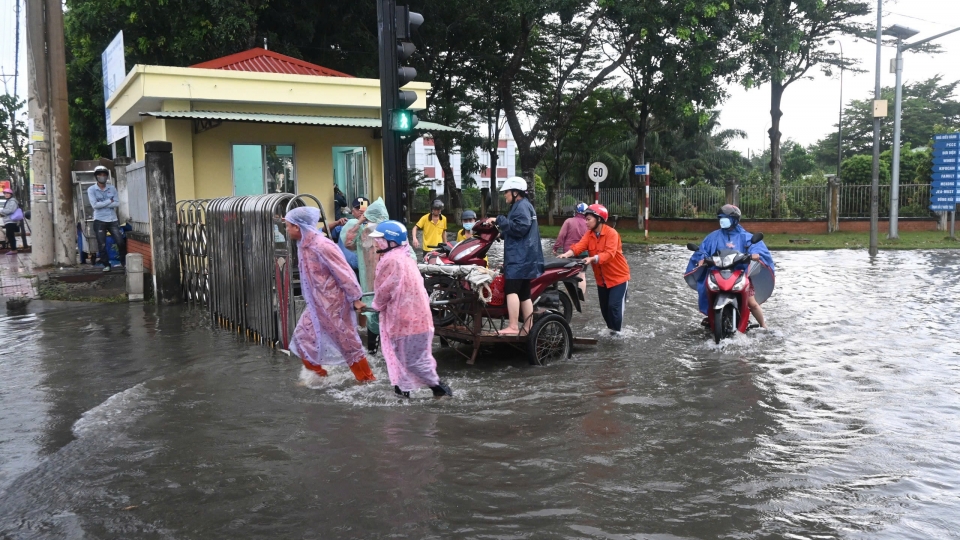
[543,258,574,269]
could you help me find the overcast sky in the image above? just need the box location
[0,0,956,158]
[720,0,960,155]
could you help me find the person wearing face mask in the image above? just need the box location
[284,206,376,383]
[456,209,478,242]
[370,220,453,398]
[686,204,775,328]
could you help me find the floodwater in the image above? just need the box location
[1,246,959,539]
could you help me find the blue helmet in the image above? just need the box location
[370,220,407,245]
[574,202,588,215]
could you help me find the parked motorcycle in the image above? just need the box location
[422,222,583,325]
[684,232,775,343]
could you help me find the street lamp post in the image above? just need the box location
[884,24,960,238]
[828,39,844,182]
[883,24,919,240]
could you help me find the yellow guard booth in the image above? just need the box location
[106,48,452,214]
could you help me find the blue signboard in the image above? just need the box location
[933,156,959,166]
[931,133,960,208]
[634,164,648,175]
[934,140,958,150]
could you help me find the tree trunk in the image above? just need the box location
[489,150,499,214]
[435,138,462,220]
[768,80,784,219]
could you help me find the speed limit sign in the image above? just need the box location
[588,162,608,183]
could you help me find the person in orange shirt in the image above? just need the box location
[557,204,631,335]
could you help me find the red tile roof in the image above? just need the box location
[191,48,353,78]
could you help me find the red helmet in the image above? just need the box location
[584,204,608,222]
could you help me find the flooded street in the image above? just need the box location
[1,246,959,539]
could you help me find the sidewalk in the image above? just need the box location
[0,252,38,298]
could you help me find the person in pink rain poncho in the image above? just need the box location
[284,206,376,382]
[369,220,453,398]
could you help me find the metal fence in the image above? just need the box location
[177,193,330,348]
[409,183,936,221]
[125,161,150,234]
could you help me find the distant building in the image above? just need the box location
[407,127,516,194]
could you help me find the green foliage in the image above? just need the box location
[880,144,932,185]
[840,154,890,185]
[650,163,676,187]
[0,95,28,196]
[810,76,960,166]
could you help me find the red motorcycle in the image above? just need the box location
[684,233,774,343]
[422,222,584,325]
[422,222,498,267]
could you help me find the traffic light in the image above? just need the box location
[393,5,421,132]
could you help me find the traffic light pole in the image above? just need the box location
[377,0,403,222]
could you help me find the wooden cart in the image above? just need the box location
[424,267,597,365]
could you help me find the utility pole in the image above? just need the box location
[26,0,76,267]
[868,0,882,257]
[886,25,960,238]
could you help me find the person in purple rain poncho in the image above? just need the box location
[284,206,376,382]
[369,220,453,398]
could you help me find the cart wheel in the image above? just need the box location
[424,275,458,327]
[527,313,572,366]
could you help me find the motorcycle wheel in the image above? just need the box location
[423,275,459,327]
[713,305,736,343]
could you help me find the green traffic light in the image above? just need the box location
[392,109,417,133]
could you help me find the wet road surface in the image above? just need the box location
[1,246,959,539]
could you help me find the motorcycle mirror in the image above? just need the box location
[686,243,699,251]
[750,232,764,244]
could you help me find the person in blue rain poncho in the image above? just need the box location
[686,204,775,328]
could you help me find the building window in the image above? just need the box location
[498,149,506,165]
[232,144,295,196]
[425,151,435,166]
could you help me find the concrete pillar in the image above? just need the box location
[828,178,840,233]
[724,179,739,206]
[114,156,132,224]
[126,252,144,301]
[145,141,182,305]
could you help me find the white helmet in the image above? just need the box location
[499,176,528,192]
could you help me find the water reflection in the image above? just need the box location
[0,247,958,539]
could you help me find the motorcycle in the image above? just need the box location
[684,232,775,343]
[422,222,584,325]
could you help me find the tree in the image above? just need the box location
[0,95,28,204]
[809,76,960,167]
[606,0,740,190]
[739,0,870,216]
[497,0,641,196]
[65,0,334,159]
[841,153,889,185]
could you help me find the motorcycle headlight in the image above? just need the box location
[731,275,747,292]
[707,274,719,291]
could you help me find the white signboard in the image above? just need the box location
[102,31,128,145]
[588,161,608,183]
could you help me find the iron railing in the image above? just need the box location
[177,193,330,348]
[409,183,937,220]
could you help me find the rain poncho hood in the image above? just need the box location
[344,198,414,335]
[372,245,440,392]
[685,224,775,315]
[287,206,365,368]
[495,197,544,280]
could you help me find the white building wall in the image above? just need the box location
[407,126,516,195]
